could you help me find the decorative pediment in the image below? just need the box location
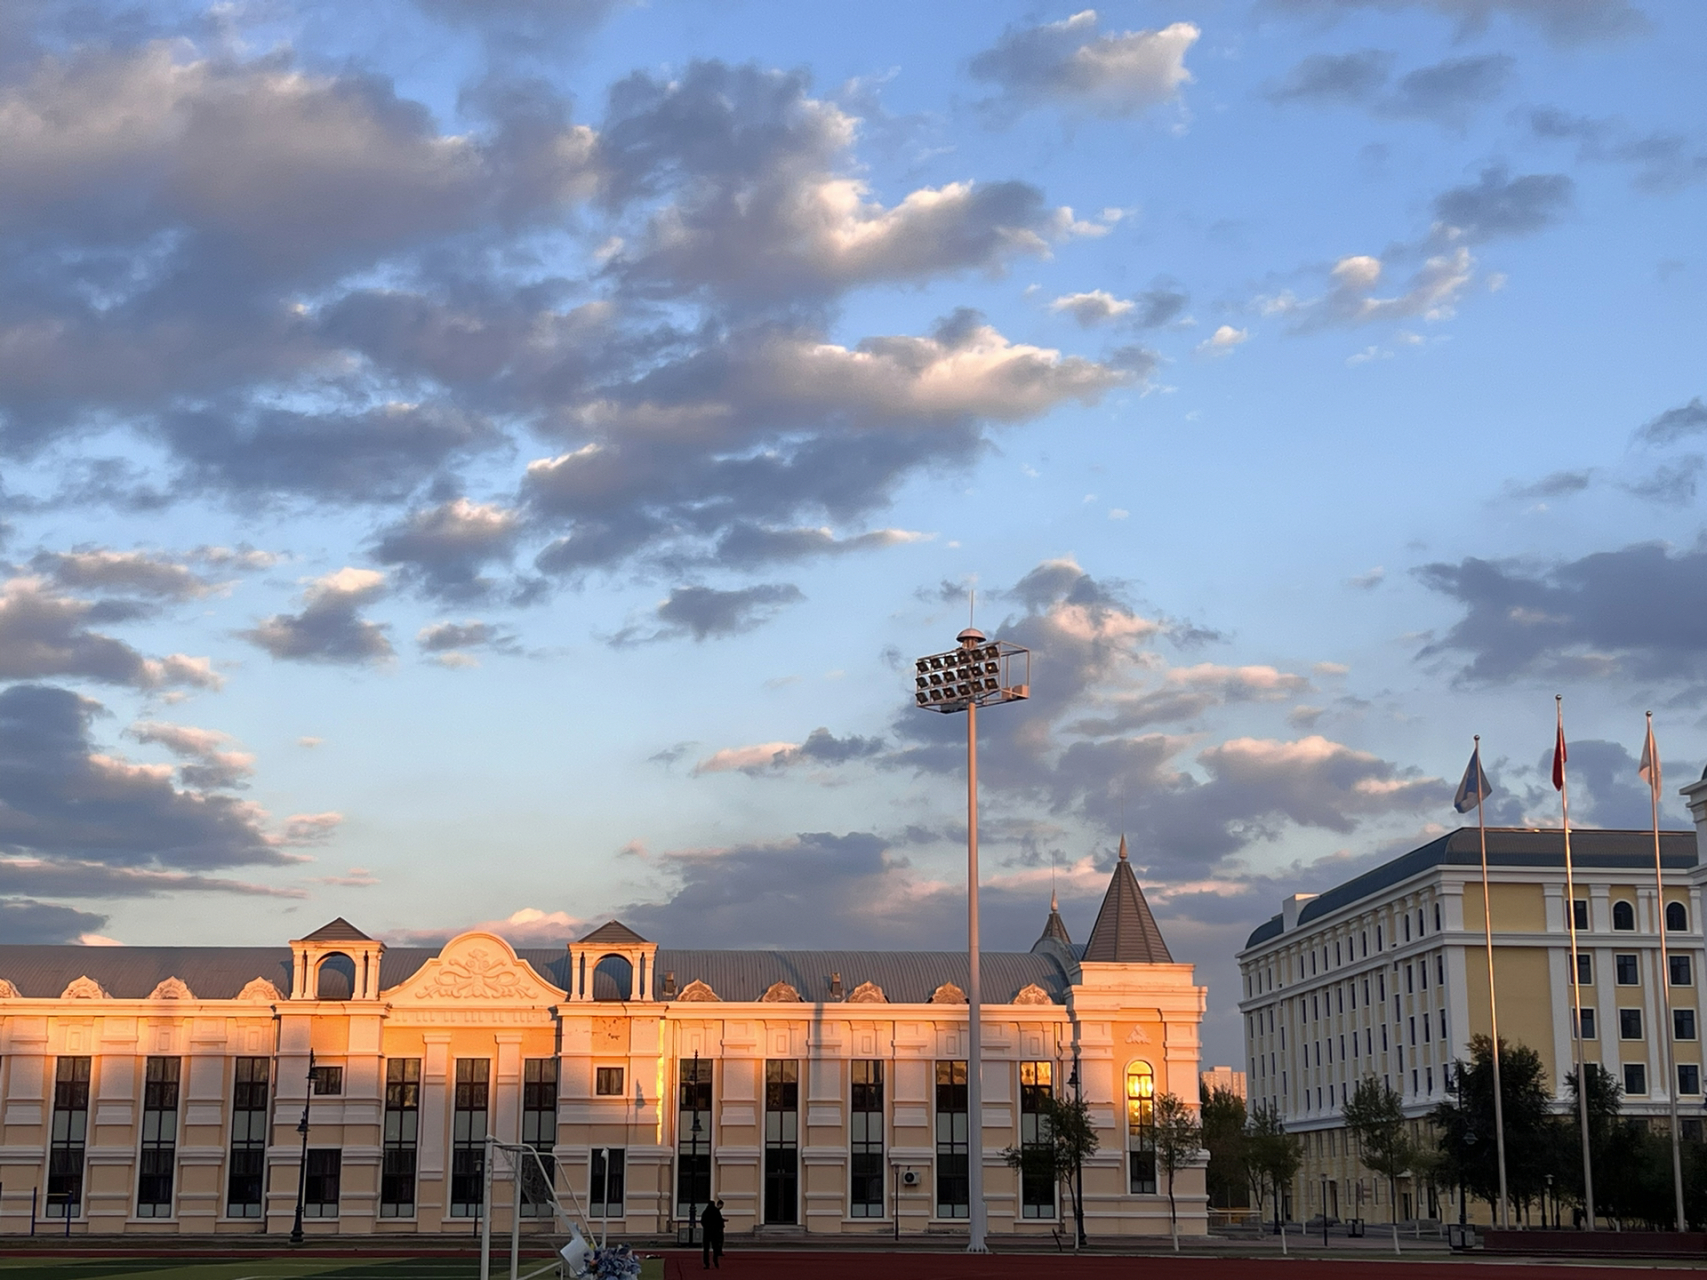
[238,977,284,1002]
[388,931,564,1004]
[61,975,109,1000]
[0,978,18,998]
[676,979,720,1002]
[1012,983,1052,1006]
[760,981,802,1004]
[930,981,967,1005]
[148,977,194,1001]
[846,981,887,1004]
[1125,1025,1153,1044]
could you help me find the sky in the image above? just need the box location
[1,0,1703,1066]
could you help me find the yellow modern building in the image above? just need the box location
[1237,803,1707,1225]
[0,847,1206,1238]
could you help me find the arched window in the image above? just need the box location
[593,954,633,1001]
[1613,901,1635,932]
[1668,902,1689,932]
[1125,1062,1156,1194]
[316,953,356,1000]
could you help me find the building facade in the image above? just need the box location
[0,850,1206,1238]
[1237,792,1707,1224]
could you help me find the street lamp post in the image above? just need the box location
[290,1049,315,1245]
[913,627,1030,1254]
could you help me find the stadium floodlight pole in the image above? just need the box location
[913,625,1030,1253]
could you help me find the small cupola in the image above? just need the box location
[567,920,659,1002]
[290,917,385,1000]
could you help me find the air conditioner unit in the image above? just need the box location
[901,1170,920,1187]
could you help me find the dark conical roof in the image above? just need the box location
[578,919,649,945]
[1082,836,1172,964]
[302,917,373,943]
[1034,888,1073,950]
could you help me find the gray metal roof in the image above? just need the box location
[645,950,1072,1004]
[302,917,373,942]
[1082,838,1173,964]
[578,920,649,946]
[1242,826,1700,949]
[0,947,294,999]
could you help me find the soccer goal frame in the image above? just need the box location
[477,1134,597,1280]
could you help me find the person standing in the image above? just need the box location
[701,1199,725,1269]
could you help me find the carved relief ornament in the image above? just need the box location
[237,977,284,1002]
[0,977,18,998]
[148,977,194,1000]
[413,945,539,1000]
[1013,983,1052,1006]
[930,981,967,1005]
[61,975,109,1000]
[846,981,887,1004]
[760,981,803,1003]
[675,979,720,1002]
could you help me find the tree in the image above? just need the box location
[1151,1092,1203,1252]
[1431,1036,1556,1219]
[1558,1062,1622,1225]
[1199,1084,1249,1210]
[999,1090,1098,1247]
[1344,1076,1413,1246]
[1245,1101,1301,1233]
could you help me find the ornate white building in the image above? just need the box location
[0,847,1205,1238]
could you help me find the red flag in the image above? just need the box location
[1552,706,1567,792]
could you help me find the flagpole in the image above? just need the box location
[1473,736,1511,1229]
[1645,712,1686,1232]
[1558,695,1595,1231]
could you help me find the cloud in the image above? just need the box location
[0,576,221,690]
[1266,0,1645,47]
[1349,566,1386,589]
[712,525,928,569]
[969,13,1200,119]
[0,897,110,944]
[416,618,520,666]
[1197,325,1249,354]
[1417,543,1707,683]
[1067,664,1311,735]
[1049,286,1190,331]
[1051,290,1134,326]
[694,727,886,775]
[241,568,393,664]
[371,498,522,600]
[128,720,255,790]
[1528,108,1707,195]
[383,905,588,948]
[314,867,379,888]
[1432,165,1574,242]
[1505,469,1594,500]
[1267,50,1395,105]
[612,583,805,645]
[32,549,218,600]
[1266,249,1475,330]
[1268,51,1512,125]
[1625,457,1703,507]
[1637,397,1707,446]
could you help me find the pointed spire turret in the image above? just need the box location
[1082,834,1172,964]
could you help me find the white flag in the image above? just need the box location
[1639,716,1661,800]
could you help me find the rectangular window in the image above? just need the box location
[595,1066,625,1096]
[1577,953,1593,985]
[1676,1009,1698,1041]
[677,1058,713,1220]
[850,1060,884,1218]
[1439,1008,1447,1038]
[310,1065,343,1096]
[1420,960,1428,990]
[1574,900,1589,930]
[590,1147,626,1217]
[935,1061,969,1217]
[1680,1064,1701,1096]
[520,1059,558,1217]
[1671,955,1693,986]
[381,1058,421,1218]
[304,1149,341,1217]
[1377,924,1383,951]
[227,1057,269,1218]
[1128,1075,1156,1195]
[1378,973,1385,1002]
[1620,1008,1644,1040]
[136,1056,180,1217]
[47,1057,90,1219]
[1579,1008,1597,1040]
[1616,954,1640,986]
[1407,964,1414,994]
[1437,956,1445,985]
[1019,1062,1055,1218]
[1624,1063,1648,1096]
[450,1059,490,1217]
[762,1060,799,1225]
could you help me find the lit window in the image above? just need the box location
[596,1068,625,1096]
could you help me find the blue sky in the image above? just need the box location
[1,0,1702,1063]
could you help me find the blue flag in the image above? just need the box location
[1454,744,1492,814]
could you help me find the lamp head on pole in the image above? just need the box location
[912,630,1030,714]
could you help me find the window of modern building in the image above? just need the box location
[1404,916,1411,942]
[1362,931,1368,957]
[1620,1008,1644,1040]
[136,1056,180,1218]
[450,1058,490,1217]
[1573,900,1589,931]
[1438,1009,1447,1039]
[1577,953,1593,985]
[850,1060,885,1218]
[1377,924,1383,951]
[1019,1062,1055,1218]
[1613,901,1636,931]
[1679,1064,1701,1096]
[595,1066,625,1096]
[521,1059,558,1217]
[677,1057,713,1222]
[1579,1008,1597,1040]
[47,1056,90,1219]
[1667,902,1688,932]
[310,1064,343,1096]
[935,1061,969,1218]
[1126,1062,1157,1194]
[1378,973,1385,1002]
[764,1060,799,1225]
[1623,1063,1647,1096]
[1420,960,1428,990]
[381,1058,420,1218]
[1616,954,1640,985]
[591,1147,626,1218]
[1677,1008,1697,1041]
[227,1057,269,1219]
[1437,956,1445,985]
[304,1149,341,1217]
[1671,955,1693,986]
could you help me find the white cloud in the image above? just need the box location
[1197,324,1249,355]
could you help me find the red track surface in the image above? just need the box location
[658,1254,1688,1280]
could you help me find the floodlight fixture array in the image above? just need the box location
[913,637,1029,713]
